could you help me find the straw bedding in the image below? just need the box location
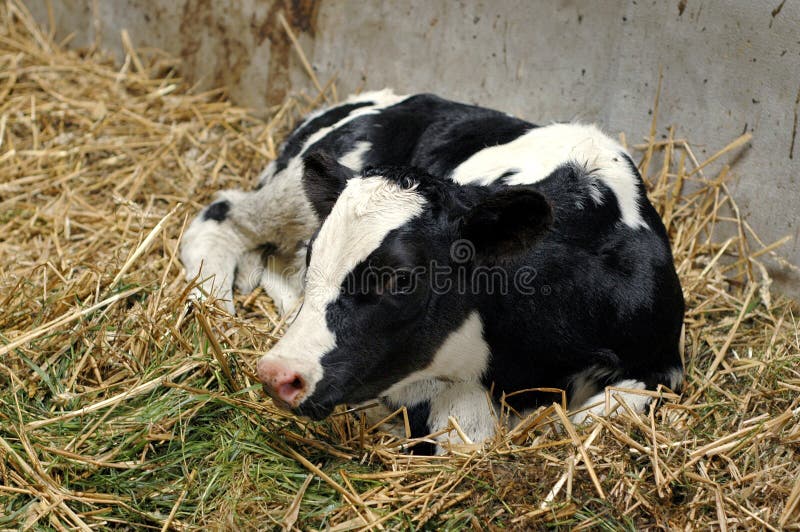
[1,2,798,530]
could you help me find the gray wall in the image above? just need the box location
[28,0,800,296]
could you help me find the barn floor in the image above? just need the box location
[1,3,799,530]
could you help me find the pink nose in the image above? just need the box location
[257,358,306,407]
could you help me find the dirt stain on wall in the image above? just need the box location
[255,0,320,104]
[176,0,319,105]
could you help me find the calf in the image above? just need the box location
[180,90,684,452]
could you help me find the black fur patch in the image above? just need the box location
[258,241,278,260]
[460,187,553,263]
[302,152,352,219]
[203,200,230,222]
[405,401,436,456]
[497,169,519,182]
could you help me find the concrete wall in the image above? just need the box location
[27,0,800,296]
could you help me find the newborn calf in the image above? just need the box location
[180,90,684,452]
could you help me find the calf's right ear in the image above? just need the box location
[459,187,553,264]
[303,152,353,219]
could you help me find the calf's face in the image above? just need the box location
[256,153,552,419]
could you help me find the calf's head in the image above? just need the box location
[256,153,552,419]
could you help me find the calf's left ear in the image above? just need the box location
[303,152,354,219]
[459,187,553,263]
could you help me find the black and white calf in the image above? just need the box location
[181,90,685,451]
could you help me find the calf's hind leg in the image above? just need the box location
[569,366,683,425]
[180,168,317,314]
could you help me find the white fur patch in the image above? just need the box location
[570,379,650,425]
[230,246,303,308]
[345,88,407,107]
[427,382,496,452]
[233,248,267,295]
[258,255,304,317]
[298,91,408,162]
[180,190,251,313]
[450,123,647,228]
[427,312,491,382]
[384,378,446,409]
[257,176,427,399]
[339,141,372,173]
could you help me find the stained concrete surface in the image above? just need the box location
[26,0,800,297]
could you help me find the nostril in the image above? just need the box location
[279,375,303,395]
[257,358,308,406]
[275,373,306,405]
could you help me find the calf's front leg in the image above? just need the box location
[427,381,498,453]
[385,379,498,454]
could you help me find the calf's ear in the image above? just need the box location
[459,187,553,263]
[303,152,353,219]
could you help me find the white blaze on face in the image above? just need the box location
[258,176,427,400]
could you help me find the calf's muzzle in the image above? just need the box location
[257,358,307,407]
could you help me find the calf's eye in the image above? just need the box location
[399,175,415,190]
[387,271,416,295]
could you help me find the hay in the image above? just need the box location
[1,1,798,529]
